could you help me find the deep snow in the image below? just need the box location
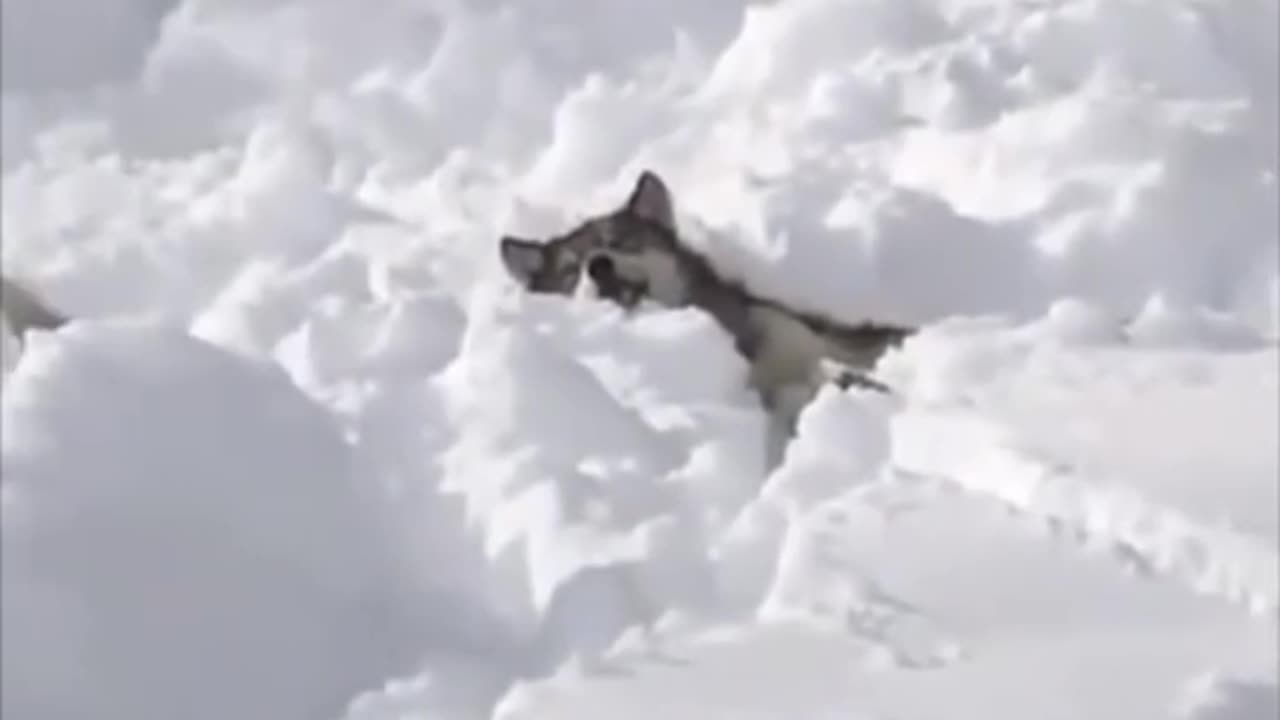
[2,0,1276,719]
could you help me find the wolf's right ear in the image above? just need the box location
[499,236,548,285]
[624,170,676,234]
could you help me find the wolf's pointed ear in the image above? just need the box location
[499,236,548,285]
[624,170,676,234]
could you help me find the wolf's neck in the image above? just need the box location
[676,243,914,365]
[685,274,758,356]
[672,250,760,356]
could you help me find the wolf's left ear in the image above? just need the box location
[499,236,547,285]
[625,170,676,234]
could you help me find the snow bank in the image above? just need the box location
[427,293,764,671]
[2,0,1275,717]
[1175,673,1280,720]
[1,322,421,720]
[1,0,177,93]
[8,0,1274,336]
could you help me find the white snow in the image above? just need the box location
[2,0,1276,719]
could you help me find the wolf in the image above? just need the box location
[498,170,915,463]
[2,274,70,349]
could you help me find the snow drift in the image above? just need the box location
[2,0,1276,718]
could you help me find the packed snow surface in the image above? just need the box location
[2,0,1276,718]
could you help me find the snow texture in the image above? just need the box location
[2,0,1276,718]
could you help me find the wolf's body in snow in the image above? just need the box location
[3,172,913,465]
[499,171,914,462]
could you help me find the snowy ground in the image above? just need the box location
[2,0,1277,719]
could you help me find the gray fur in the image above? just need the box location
[497,171,916,463]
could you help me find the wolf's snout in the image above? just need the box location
[584,253,646,308]
[587,255,616,283]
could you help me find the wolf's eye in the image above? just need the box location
[544,258,580,293]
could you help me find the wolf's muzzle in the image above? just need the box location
[587,254,617,285]
[585,253,646,308]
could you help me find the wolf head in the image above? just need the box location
[499,171,696,310]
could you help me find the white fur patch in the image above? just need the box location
[744,305,827,391]
[609,249,689,306]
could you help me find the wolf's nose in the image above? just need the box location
[587,255,616,283]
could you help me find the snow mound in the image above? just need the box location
[2,0,1276,717]
[1175,673,1280,720]
[1,322,421,720]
